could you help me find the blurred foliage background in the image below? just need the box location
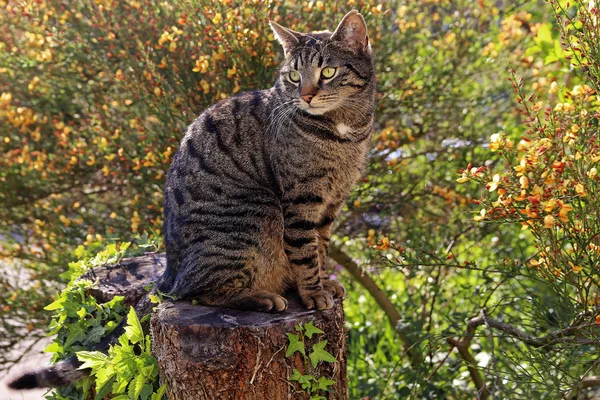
[2,0,600,398]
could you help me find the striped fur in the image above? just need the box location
[6,11,375,393]
[159,10,375,312]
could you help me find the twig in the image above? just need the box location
[329,243,422,367]
[446,336,489,400]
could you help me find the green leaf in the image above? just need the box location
[309,396,326,400]
[303,321,323,339]
[94,364,116,391]
[141,383,154,400]
[289,369,314,390]
[124,306,143,344]
[94,375,116,400]
[149,294,161,304]
[151,384,167,400]
[316,376,336,391]
[65,323,87,347]
[129,373,146,400]
[309,341,337,368]
[73,245,86,259]
[43,341,62,354]
[285,333,305,357]
[76,351,109,370]
[83,326,106,346]
[44,296,65,311]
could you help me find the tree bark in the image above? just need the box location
[151,297,347,400]
[82,253,348,399]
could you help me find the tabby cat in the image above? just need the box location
[7,10,374,390]
[158,10,375,312]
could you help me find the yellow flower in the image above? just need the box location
[568,261,583,273]
[456,176,469,183]
[212,12,223,24]
[227,66,237,79]
[375,236,390,250]
[488,174,501,192]
[571,85,587,98]
[576,183,587,197]
[589,167,597,178]
[543,199,557,212]
[514,158,527,175]
[131,211,141,233]
[200,79,210,93]
[557,201,573,222]
[520,175,529,189]
[549,81,558,93]
[59,215,71,226]
[192,57,209,73]
[543,215,555,229]
[474,208,486,222]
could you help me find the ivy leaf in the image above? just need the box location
[124,306,143,344]
[65,323,87,347]
[43,341,62,354]
[285,333,305,357]
[289,369,314,390]
[83,326,106,346]
[44,296,65,311]
[316,376,336,391]
[303,321,323,339]
[76,351,109,370]
[309,340,336,368]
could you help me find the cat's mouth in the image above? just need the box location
[299,103,329,115]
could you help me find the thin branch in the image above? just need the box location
[465,317,597,348]
[328,243,422,368]
[447,336,490,400]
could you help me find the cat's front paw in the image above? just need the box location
[299,289,334,310]
[322,279,346,299]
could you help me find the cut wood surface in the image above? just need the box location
[82,253,348,399]
[81,253,166,305]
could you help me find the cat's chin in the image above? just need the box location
[301,105,333,116]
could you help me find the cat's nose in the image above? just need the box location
[301,94,314,104]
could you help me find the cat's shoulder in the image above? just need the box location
[198,88,273,120]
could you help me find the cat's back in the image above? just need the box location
[165,89,279,208]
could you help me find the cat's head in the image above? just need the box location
[270,10,374,116]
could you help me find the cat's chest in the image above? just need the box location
[274,139,367,198]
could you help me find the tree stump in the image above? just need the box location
[82,253,348,399]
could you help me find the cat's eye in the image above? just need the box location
[321,67,337,79]
[289,70,301,83]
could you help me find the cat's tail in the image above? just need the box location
[7,294,154,390]
[7,356,87,389]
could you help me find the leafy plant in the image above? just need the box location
[76,307,165,400]
[41,242,164,399]
[286,321,336,399]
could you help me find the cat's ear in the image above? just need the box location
[269,20,302,56]
[331,10,370,54]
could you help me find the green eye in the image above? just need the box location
[289,70,301,83]
[321,66,336,79]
